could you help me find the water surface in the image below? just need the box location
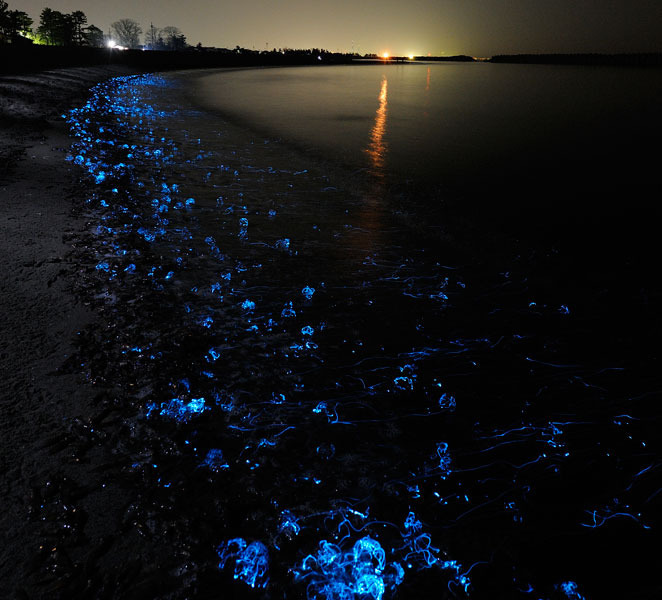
[195,63,661,190]
[41,65,662,599]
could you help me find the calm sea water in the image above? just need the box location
[44,65,662,599]
[194,63,662,257]
[194,63,660,186]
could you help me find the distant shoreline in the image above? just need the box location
[488,52,662,66]
[1,45,353,75]
[3,45,662,75]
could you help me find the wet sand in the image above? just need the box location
[0,65,144,597]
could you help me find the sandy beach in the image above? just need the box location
[0,65,148,597]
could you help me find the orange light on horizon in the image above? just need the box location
[381,52,389,59]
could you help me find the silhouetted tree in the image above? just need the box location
[144,22,160,49]
[144,24,187,50]
[110,18,142,48]
[0,1,30,43]
[84,24,104,47]
[37,8,76,45]
[70,10,86,45]
[29,8,94,46]
[171,33,186,50]
[37,8,55,44]
[2,8,33,43]
[160,25,187,50]
[0,1,9,42]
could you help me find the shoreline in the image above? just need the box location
[0,45,355,76]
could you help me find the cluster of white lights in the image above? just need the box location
[107,40,128,50]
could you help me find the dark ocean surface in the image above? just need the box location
[53,64,662,599]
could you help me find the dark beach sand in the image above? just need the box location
[0,65,156,597]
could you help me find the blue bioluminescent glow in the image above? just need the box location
[557,581,585,600]
[217,538,270,589]
[200,448,229,471]
[435,442,452,478]
[293,536,401,600]
[60,71,647,600]
[147,397,207,422]
[241,299,256,311]
[302,285,316,301]
[279,509,301,538]
[438,392,456,411]
[281,302,297,318]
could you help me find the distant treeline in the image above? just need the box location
[0,44,356,74]
[418,55,475,62]
[6,45,662,76]
[489,53,662,66]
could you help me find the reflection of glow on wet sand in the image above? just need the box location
[365,76,388,177]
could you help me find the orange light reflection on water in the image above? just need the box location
[365,76,388,178]
[350,75,389,256]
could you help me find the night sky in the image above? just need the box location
[16,0,662,57]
